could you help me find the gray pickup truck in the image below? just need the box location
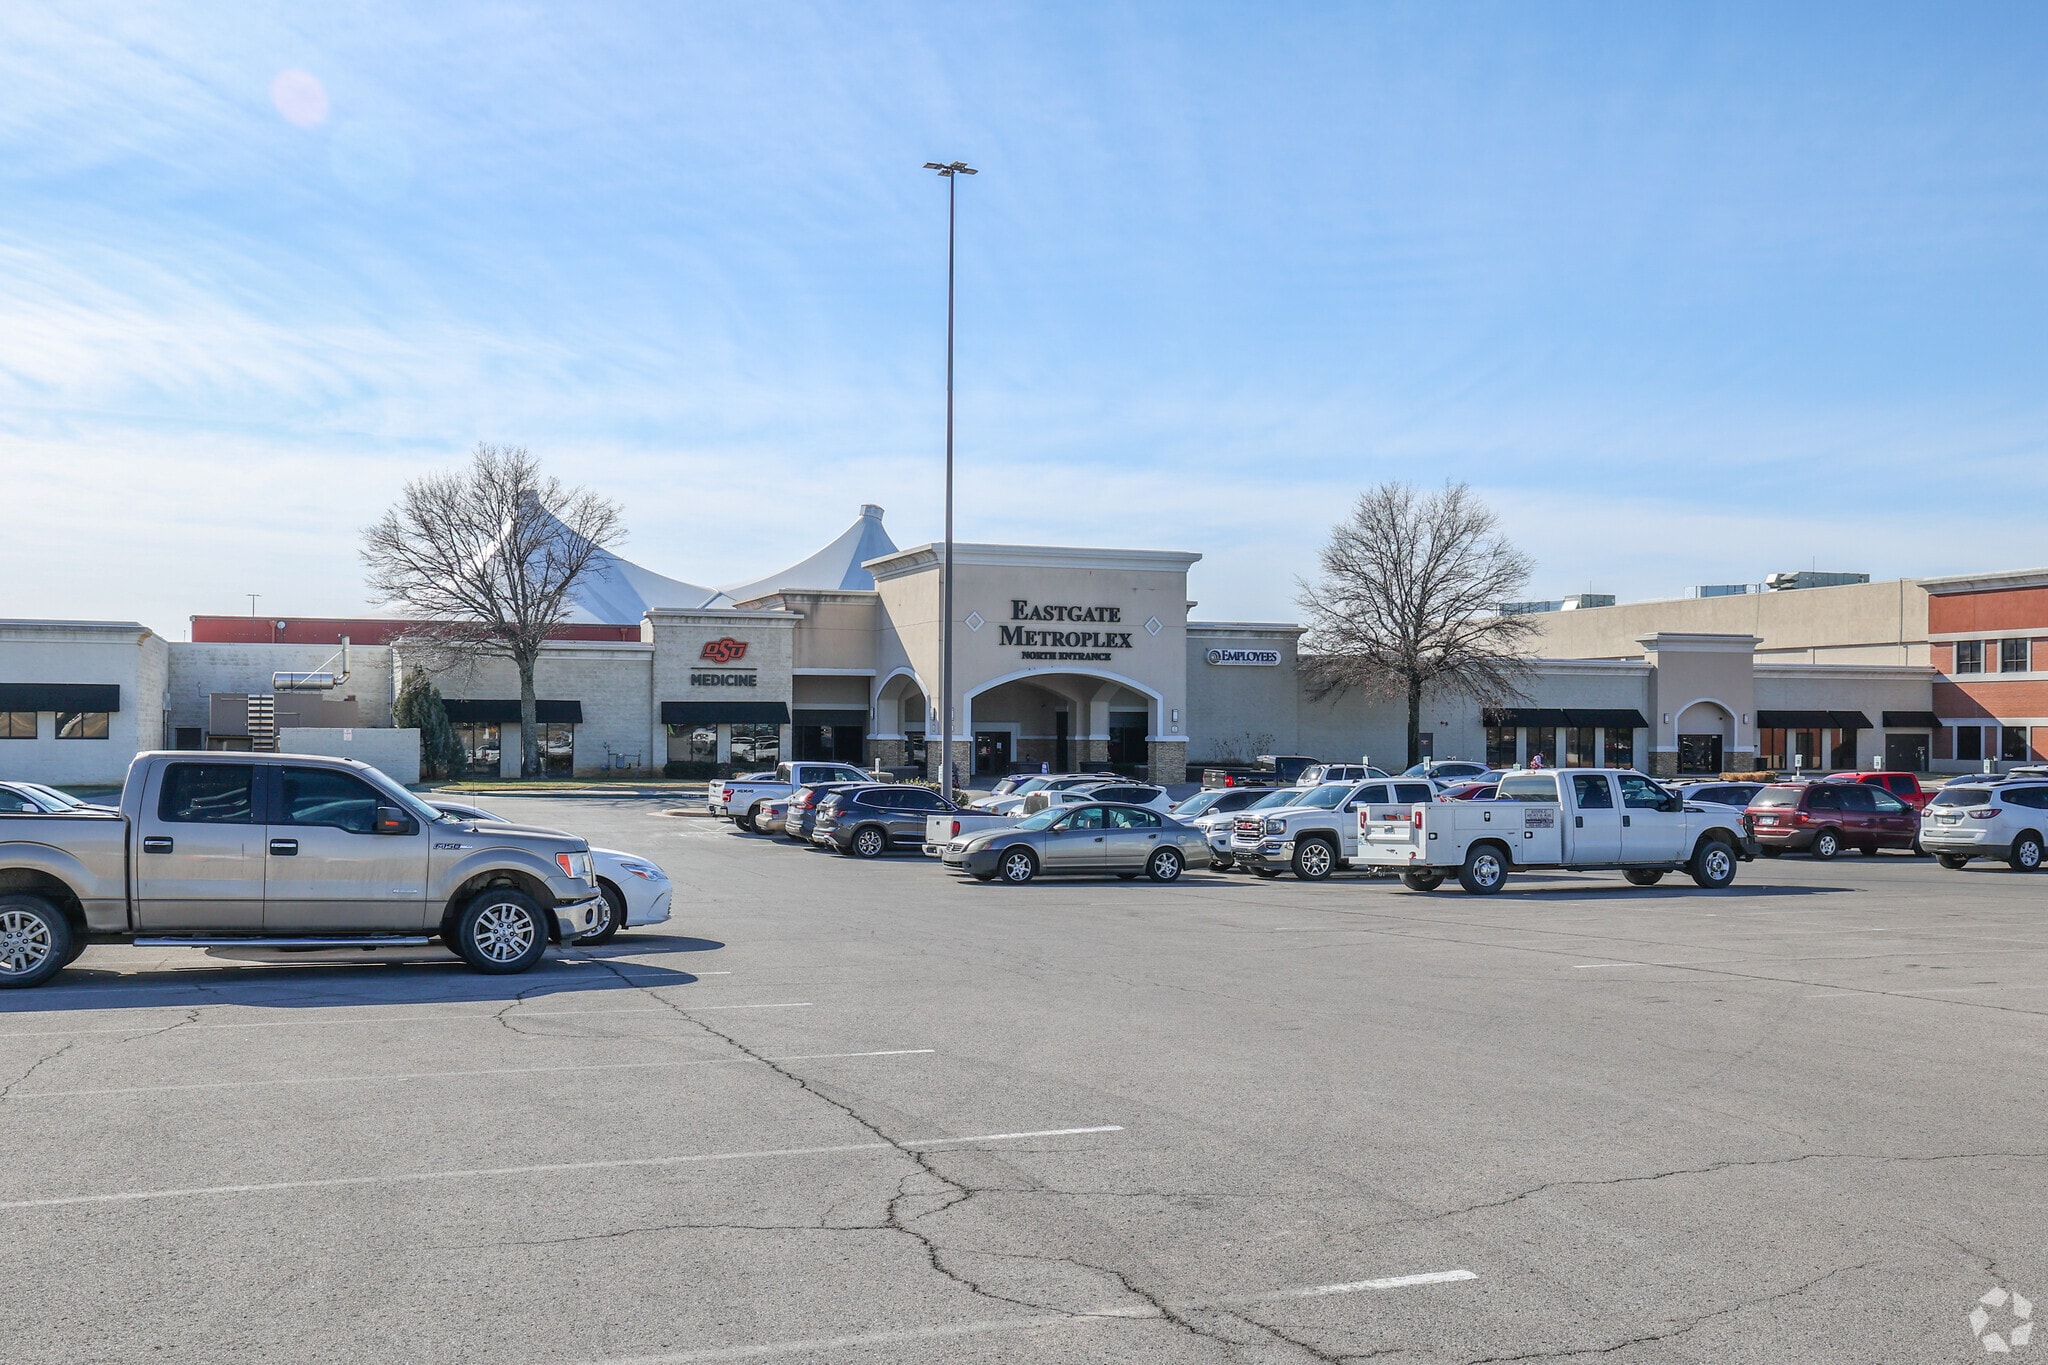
[0,752,605,989]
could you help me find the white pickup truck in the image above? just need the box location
[1228,778,1438,879]
[1356,767,1756,894]
[714,762,877,831]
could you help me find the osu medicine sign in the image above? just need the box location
[693,636,756,686]
[700,637,749,663]
[1000,600,1133,661]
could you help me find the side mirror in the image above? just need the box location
[374,806,411,835]
[1662,796,1683,813]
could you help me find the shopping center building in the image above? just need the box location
[4,504,2044,786]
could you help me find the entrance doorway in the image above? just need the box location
[1055,712,1070,772]
[793,724,865,763]
[1885,733,1929,772]
[1677,734,1723,774]
[974,730,1011,776]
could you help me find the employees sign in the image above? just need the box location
[1205,647,1280,666]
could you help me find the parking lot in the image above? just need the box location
[3,792,2044,1363]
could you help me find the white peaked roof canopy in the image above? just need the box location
[556,505,900,623]
[714,505,900,606]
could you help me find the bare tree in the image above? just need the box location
[362,444,624,778]
[1297,481,1538,768]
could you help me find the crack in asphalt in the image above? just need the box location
[1459,1259,1876,1363]
[0,1040,79,1101]
[1406,1150,2048,1226]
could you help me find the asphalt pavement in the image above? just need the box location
[2,795,2044,1363]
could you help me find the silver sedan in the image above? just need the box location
[942,802,1211,884]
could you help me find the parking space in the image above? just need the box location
[4,794,2044,1362]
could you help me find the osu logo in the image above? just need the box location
[700,637,749,664]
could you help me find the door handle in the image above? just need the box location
[1623,815,1632,827]
[142,835,173,854]
[1093,836,1104,842]
[1574,816,1583,828]
[269,838,299,856]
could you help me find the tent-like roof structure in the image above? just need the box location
[558,505,900,623]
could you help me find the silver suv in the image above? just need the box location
[1920,779,2048,871]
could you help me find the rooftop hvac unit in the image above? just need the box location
[1765,571,1870,591]
[1691,583,1755,598]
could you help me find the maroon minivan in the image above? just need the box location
[1744,781,1921,858]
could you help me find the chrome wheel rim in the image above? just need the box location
[1153,850,1181,880]
[1473,854,1502,887]
[857,830,884,856]
[473,902,536,963]
[0,909,53,976]
[2021,841,2042,869]
[1704,847,1732,882]
[1002,852,1034,882]
[1298,843,1331,877]
[1815,834,1837,857]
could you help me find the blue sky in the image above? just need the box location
[5,2,2046,637]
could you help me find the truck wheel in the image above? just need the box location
[1400,871,1444,892]
[1690,838,1737,889]
[734,808,757,833]
[1809,828,1842,860]
[1291,837,1337,880]
[998,847,1039,884]
[576,883,625,945]
[453,889,550,974]
[850,825,888,859]
[1760,846,1783,859]
[2010,832,2044,872]
[1457,845,1508,895]
[1938,854,1968,871]
[1146,847,1184,882]
[1210,854,1235,871]
[1624,869,1665,887]
[0,894,72,990]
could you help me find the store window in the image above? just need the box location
[535,722,574,776]
[453,721,501,777]
[730,723,780,766]
[1522,729,1555,767]
[1484,726,1517,769]
[2002,726,2030,761]
[2001,639,2031,673]
[56,711,109,740]
[1957,726,1983,761]
[1106,710,1148,769]
[1828,728,1857,769]
[1565,727,1597,767]
[1954,641,1985,674]
[1,712,32,739]
[1602,727,1635,771]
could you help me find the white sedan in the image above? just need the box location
[430,801,672,944]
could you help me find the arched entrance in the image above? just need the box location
[962,668,1163,779]
[872,668,929,774]
[1674,699,1734,775]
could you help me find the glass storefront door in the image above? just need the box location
[1677,734,1723,775]
[974,730,1011,776]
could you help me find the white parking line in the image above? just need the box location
[0,1125,1124,1210]
[576,1268,1478,1362]
[4,1050,937,1101]
[0,1002,807,1041]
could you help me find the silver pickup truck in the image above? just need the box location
[0,751,605,989]
[713,762,877,831]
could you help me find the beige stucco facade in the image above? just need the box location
[1528,578,1931,665]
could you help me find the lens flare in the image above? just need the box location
[271,70,329,128]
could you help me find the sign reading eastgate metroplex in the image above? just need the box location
[1001,601,1133,662]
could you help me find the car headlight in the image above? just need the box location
[555,851,594,883]
[1264,818,1287,835]
[617,861,665,881]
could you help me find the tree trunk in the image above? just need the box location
[517,655,540,779]
[1405,675,1423,769]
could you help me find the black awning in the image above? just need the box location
[441,699,584,724]
[792,708,869,728]
[660,701,791,726]
[0,683,120,713]
[1757,710,1834,728]
[1883,711,1942,728]
[1566,708,1649,729]
[1829,710,1873,729]
[1483,707,1573,727]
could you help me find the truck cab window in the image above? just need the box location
[158,764,257,825]
[1617,775,1667,809]
[1496,774,1560,803]
[1570,775,1615,809]
[280,766,385,834]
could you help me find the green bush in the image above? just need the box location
[393,670,466,780]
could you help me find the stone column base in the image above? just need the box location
[1075,738,1110,768]
[867,738,906,771]
[1014,736,1057,770]
[1646,751,1678,778]
[1147,741,1188,785]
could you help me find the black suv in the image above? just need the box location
[813,785,962,857]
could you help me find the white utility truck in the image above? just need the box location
[1355,768,1756,894]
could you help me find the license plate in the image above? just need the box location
[1757,815,1780,825]
[1934,813,1957,823]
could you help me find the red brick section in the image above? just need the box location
[189,615,641,645]
[1935,678,2048,720]
[1928,584,2048,634]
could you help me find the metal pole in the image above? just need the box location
[940,169,956,801]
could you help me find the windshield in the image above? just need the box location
[1930,786,1992,808]
[1171,791,1222,817]
[24,784,88,810]
[1009,777,1051,795]
[1246,790,1300,811]
[1749,786,1802,808]
[1294,784,1352,810]
[5,785,70,812]
[1013,807,1064,831]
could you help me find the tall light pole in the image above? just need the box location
[924,160,975,798]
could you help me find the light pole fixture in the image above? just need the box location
[924,160,975,798]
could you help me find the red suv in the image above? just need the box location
[1745,781,1921,858]
[1823,771,1933,812]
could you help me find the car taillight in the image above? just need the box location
[1968,808,2002,819]
[1794,811,1811,823]
[719,785,734,802]
[950,820,961,836]
[1411,808,1424,829]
